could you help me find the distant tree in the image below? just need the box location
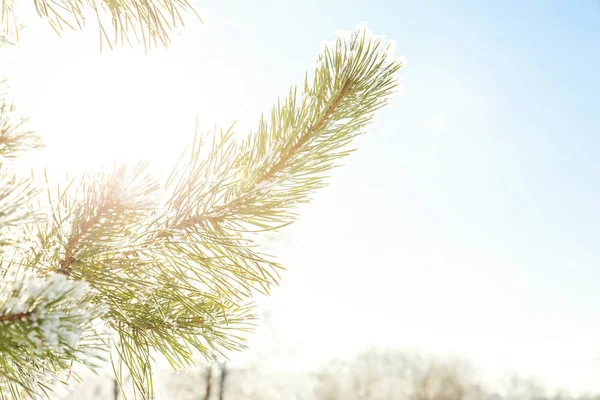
[130,345,600,400]
[411,360,485,400]
[501,375,546,400]
[315,349,486,400]
[315,349,416,400]
[203,364,213,400]
[218,361,227,400]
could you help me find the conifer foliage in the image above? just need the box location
[0,8,403,398]
[1,0,201,50]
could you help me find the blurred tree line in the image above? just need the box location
[62,346,600,400]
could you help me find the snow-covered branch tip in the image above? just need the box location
[164,24,404,235]
[0,273,107,396]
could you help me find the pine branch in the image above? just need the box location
[0,25,403,399]
[0,273,108,398]
[258,78,354,183]
[170,78,356,233]
[34,162,259,399]
[48,162,161,276]
[164,27,403,235]
[1,0,202,51]
[104,26,402,396]
[59,202,111,275]
[0,82,40,158]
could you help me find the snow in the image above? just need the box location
[255,180,277,195]
[110,178,162,210]
[0,272,104,354]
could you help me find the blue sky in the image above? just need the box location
[6,0,600,394]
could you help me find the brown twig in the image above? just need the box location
[0,311,32,323]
